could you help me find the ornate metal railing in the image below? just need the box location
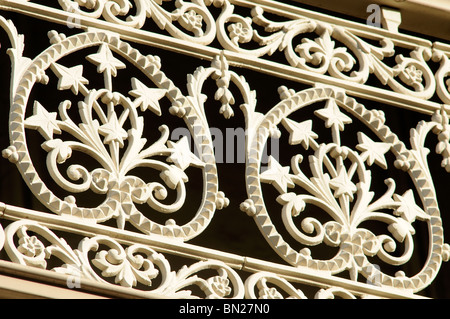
[0,0,449,299]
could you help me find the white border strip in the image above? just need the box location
[0,202,424,299]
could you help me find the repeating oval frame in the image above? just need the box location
[244,86,445,292]
[7,30,219,241]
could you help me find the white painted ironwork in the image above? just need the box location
[0,0,449,299]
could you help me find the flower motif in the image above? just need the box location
[181,10,203,34]
[215,74,235,119]
[403,65,423,85]
[167,136,204,171]
[92,245,159,288]
[18,236,44,257]
[431,108,450,171]
[209,276,232,297]
[227,21,252,45]
[219,103,234,119]
[52,63,88,95]
[259,287,283,299]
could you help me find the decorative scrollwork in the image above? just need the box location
[242,83,450,292]
[1,4,450,298]
[2,219,245,298]
[216,3,436,100]
[58,0,216,44]
[433,49,450,105]
[245,272,307,299]
[2,0,449,105]
[245,272,359,299]
[2,23,227,240]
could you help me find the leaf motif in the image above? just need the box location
[282,118,318,149]
[277,193,306,217]
[314,99,352,131]
[387,219,415,242]
[356,132,391,169]
[129,77,166,115]
[393,190,430,223]
[86,44,125,77]
[25,101,62,140]
[51,63,89,94]
[98,112,128,147]
[41,139,72,164]
[166,136,204,171]
[329,168,357,201]
[260,156,295,194]
[160,165,188,189]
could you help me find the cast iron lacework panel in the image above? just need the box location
[0,0,449,299]
[0,218,385,298]
[2,0,450,113]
